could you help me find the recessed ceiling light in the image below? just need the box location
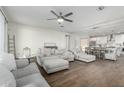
[97,6,105,11]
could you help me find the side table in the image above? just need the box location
[27,56,37,64]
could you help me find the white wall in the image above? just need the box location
[70,34,89,51]
[69,34,76,51]
[8,22,67,57]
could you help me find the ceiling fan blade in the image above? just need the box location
[47,18,57,20]
[64,12,73,17]
[51,10,59,17]
[63,18,73,22]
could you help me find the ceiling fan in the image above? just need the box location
[47,10,73,24]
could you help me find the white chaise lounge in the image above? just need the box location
[37,55,69,74]
[36,49,73,74]
[75,53,96,62]
[73,49,96,62]
[42,58,69,74]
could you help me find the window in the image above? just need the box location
[80,38,89,51]
[0,10,6,53]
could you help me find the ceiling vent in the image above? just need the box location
[92,26,99,29]
[60,25,64,27]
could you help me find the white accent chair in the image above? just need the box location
[104,48,117,61]
[116,47,122,56]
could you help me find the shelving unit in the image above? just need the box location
[8,35,16,58]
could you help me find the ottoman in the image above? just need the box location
[42,58,69,74]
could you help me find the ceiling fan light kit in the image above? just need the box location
[57,18,64,23]
[47,10,73,25]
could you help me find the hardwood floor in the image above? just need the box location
[38,55,124,87]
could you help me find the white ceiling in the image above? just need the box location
[3,6,124,36]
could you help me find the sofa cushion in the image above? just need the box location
[0,53,16,71]
[43,48,51,57]
[42,55,59,61]
[16,73,49,87]
[0,65,16,87]
[55,49,66,55]
[12,63,39,79]
[22,83,40,87]
[60,51,74,59]
[43,59,68,69]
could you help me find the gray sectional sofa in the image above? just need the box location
[0,53,50,87]
[13,59,50,87]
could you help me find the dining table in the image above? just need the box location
[85,47,106,59]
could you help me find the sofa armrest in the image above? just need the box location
[16,58,29,68]
[69,54,75,58]
[22,84,39,87]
